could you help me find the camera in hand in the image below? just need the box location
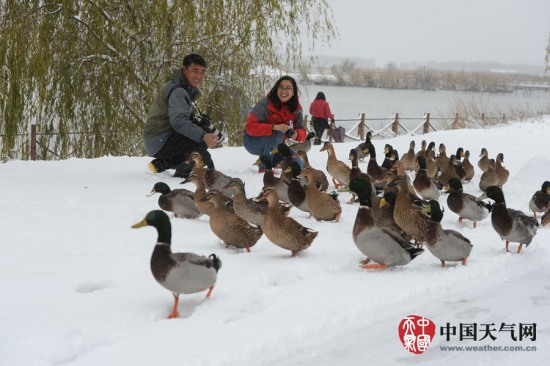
[285,128,296,139]
[193,113,225,145]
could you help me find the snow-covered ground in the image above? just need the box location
[1,118,549,365]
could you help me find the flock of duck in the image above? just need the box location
[132,132,549,318]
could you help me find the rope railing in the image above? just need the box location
[1,112,508,160]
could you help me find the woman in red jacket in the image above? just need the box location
[309,92,334,145]
[243,75,307,169]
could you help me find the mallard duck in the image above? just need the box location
[205,191,263,252]
[436,143,449,173]
[381,144,396,170]
[256,186,318,256]
[495,153,509,187]
[320,141,351,190]
[148,182,202,219]
[378,191,415,243]
[296,150,329,191]
[283,162,310,213]
[400,140,416,171]
[481,186,539,253]
[180,174,216,216]
[288,131,316,153]
[438,154,461,186]
[387,175,430,243]
[363,142,388,188]
[131,210,221,319]
[425,150,438,178]
[298,167,342,222]
[453,147,467,182]
[478,148,490,172]
[444,177,492,228]
[422,200,473,267]
[413,140,428,173]
[479,159,500,192]
[255,155,290,203]
[347,148,364,203]
[413,156,441,200]
[354,131,373,161]
[222,178,290,226]
[528,181,550,219]
[186,151,233,192]
[349,178,424,269]
[462,150,475,182]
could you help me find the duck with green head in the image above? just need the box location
[131,210,221,319]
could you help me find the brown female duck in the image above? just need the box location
[387,175,430,243]
[400,140,416,171]
[186,151,233,192]
[462,150,475,182]
[363,142,388,188]
[256,186,318,256]
[205,191,263,252]
[298,167,342,222]
[478,148,490,172]
[495,153,509,187]
[320,141,351,190]
[297,150,329,191]
[479,159,500,192]
[435,143,449,173]
[180,174,217,216]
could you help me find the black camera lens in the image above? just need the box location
[285,129,295,138]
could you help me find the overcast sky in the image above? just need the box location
[308,0,550,67]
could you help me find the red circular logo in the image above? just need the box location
[398,315,436,354]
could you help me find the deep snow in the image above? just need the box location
[1,118,550,366]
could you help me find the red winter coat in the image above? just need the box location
[309,99,334,120]
[245,96,307,142]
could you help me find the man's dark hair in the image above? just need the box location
[183,53,207,68]
[268,75,299,112]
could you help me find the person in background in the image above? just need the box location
[243,75,306,171]
[144,53,221,178]
[309,92,335,145]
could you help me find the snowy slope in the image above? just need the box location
[1,118,549,365]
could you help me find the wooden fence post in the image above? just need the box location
[481,112,485,123]
[392,113,400,135]
[30,124,37,160]
[358,113,365,140]
[451,113,460,129]
[423,113,430,134]
[501,113,506,123]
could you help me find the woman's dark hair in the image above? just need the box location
[315,92,326,100]
[268,75,299,112]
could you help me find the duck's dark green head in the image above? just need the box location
[446,177,463,191]
[276,143,293,157]
[423,200,444,222]
[416,155,427,170]
[349,177,372,207]
[455,147,464,158]
[306,131,316,140]
[542,181,550,193]
[390,149,399,161]
[366,131,372,142]
[484,186,505,204]
[349,148,358,161]
[363,142,376,157]
[380,191,397,207]
[132,210,172,244]
[384,144,392,154]
[151,182,171,195]
[427,141,435,152]
[289,161,302,178]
